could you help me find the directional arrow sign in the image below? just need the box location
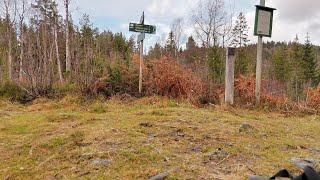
[129,23,156,34]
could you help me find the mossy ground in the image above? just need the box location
[0,96,320,179]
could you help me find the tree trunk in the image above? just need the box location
[8,32,13,81]
[65,2,71,73]
[54,23,64,84]
[19,22,24,82]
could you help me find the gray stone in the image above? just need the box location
[204,148,229,162]
[291,157,319,169]
[91,158,111,168]
[149,172,169,180]
[239,123,253,133]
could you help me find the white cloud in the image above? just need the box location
[65,0,320,47]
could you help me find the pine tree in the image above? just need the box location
[185,36,199,63]
[148,43,162,59]
[231,13,250,75]
[164,31,176,58]
[230,12,250,48]
[272,45,290,83]
[289,35,304,101]
[302,34,317,86]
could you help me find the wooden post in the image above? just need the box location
[138,12,145,94]
[225,47,235,105]
[139,40,143,94]
[255,0,265,105]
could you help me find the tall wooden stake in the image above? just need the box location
[139,40,144,94]
[225,47,235,105]
[255,0,265,105]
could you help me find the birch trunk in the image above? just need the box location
[65,1,71,72]
[54,24,64,83]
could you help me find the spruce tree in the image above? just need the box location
[164,31,177,58]
[302,34,317,86]
[231,12,250,76]
[230,12,250,48]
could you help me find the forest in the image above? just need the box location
[1,0,320,111]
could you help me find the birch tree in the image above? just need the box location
[64,0,71,73]
[191,0,226,48]
[53,2,63,83]
[171,18,183,59]
[18,0,28,82]
[2,0,17,81]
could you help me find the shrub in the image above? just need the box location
[234,75,289,110]
[145,57,219,105]
[87,61,140,97]
[0,81,33,103]
[306,87,320,110]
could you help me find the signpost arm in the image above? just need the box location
[255,0,265,105]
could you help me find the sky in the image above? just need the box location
[66,0,320,49]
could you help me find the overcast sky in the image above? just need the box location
[67,0,320,48]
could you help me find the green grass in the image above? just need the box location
[0,96,320,179]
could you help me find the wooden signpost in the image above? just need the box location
[225,48,235,105]
[254,0,276,105]
[129,12,156,93]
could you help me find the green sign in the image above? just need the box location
[129,23,156,34]
[254,5,276,37]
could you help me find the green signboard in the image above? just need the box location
[129,23,156,34]
[254,5,276,37]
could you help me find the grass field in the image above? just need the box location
[0,96,320,179]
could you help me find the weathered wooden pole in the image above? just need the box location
[255,0,265,105]
[139,39,144,93]
[225,47,235,105]
[138,12,145,94]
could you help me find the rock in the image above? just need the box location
[291,157,319,169]
[204,148,229,162]
[91,158,111,168]
[239,123,253,133]
[149,172,169,180]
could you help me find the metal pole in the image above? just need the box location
[255,0,265,105]
[139,39,143,94]
[225,47,235,105]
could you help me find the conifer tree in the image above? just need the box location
[230,12,249,48]
[302,34,317,86]
[165,31,177,58]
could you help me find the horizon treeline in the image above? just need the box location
[0,0,319,102]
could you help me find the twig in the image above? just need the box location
[216,155,230,165]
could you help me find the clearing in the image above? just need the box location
[0,96,320,179]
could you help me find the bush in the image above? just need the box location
[85,56,219,105]
[145,57,219,105]
[0,81,32,103]
[306,87,320,110]
[234,75,289,110]
[87,62,139,97]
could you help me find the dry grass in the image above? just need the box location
[0,96,320,179]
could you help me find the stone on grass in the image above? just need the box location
[149,172,169,180]
[291,157,319,169]
[91,158,111,168]
[204,148,229,162]
[239,123,253,133]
